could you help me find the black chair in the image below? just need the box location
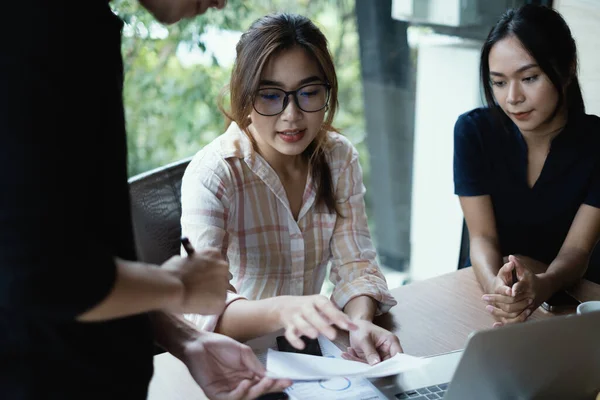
[128,156,193,355]
[457,219,470,270]
[586,246,600,285]
[128,156,193,265]
[456,218,599,284]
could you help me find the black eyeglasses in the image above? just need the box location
[253,83,331,116]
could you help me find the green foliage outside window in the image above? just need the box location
[110,0,369,191]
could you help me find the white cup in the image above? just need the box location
[576,301,600,315]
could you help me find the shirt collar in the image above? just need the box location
[218,121,255,160]
[217,121,319,221]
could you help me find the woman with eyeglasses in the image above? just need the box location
[454,4,600,328]
[180,13,402,364]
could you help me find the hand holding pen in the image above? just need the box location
[181,236,235,291]
[157,238,230,314]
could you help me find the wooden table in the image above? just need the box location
[147,267,600,399]
[372,267,600,357]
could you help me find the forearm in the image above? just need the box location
[470,236,504,293]
[539,248,590,294]
[77,259,183,322]
[343,295,377,321]
[215,297,283,342]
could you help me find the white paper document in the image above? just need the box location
[285,376,386,400]
[245,332,428,400]
[266,348,429,380]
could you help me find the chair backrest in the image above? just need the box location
[456,218,599,283]
[128,157,192,265]
[457,218,470,270]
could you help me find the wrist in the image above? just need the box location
[487,265,507,294]
[488,266,505,294]
[154,268,185,313]
[180,329,208,363]
[344,296,376,321]
[486,278,499,294]
[536,272,561,300]
[270,296,290,330]
[149,311,203,361]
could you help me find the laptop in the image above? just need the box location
[371,310,600,400]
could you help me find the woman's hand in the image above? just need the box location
[483,258,533,325]
[277,295,358,349]
[483,255,552,327]
[341,320,402,365]
[489,258,517,297]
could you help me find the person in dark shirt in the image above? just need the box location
[454,4,600,328]
[0,0,290,399]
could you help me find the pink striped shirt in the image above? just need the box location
[181,122,397,330]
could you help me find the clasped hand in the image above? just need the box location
[482,255,549,327]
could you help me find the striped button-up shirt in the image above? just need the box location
[181,122,397,330]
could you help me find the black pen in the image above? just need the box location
[181,237,195,256]
[182,238,234,284]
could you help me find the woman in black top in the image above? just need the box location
[454,4,600,327]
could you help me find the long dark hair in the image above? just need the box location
[219,13,340,215]
[480,4,585,125]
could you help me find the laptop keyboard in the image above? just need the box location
[395,383,449,399]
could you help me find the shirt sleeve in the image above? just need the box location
[328,144,398,316]
[0,43,118,321]
[453,112,490,196]
[179,159,245,331]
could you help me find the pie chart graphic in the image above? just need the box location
[318,377,351,391]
